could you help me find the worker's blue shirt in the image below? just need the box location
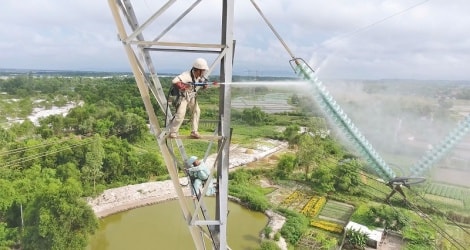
[188,163,210,181]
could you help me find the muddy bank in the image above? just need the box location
[86,179,192,218]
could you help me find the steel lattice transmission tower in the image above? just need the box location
[106,0,235,249]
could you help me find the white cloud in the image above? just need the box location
[1,0,470,80]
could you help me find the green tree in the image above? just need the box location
[18,98,33,117]
[56,163,81,182]
[0,179,16,243]
[81,135,104,195]
[112,112,147,143]
[5,140,40,170]
[310,164,335,194]
[0,179,16,212]
[22,179,98,250]
[9,120,35,138]
[282,125,299,145]
[0,222,16,249]
[136,151,165,179]
[0,128,15,145]
[37,115,66,137]
[41,140,62,169]
[78,117,96,135]
[275,154,296,179]
[242,107,267,126]
[102,151,122,182]
[297,134,323,179]
[334,158,362,194]
[94,118,114,137]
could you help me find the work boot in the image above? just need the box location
[190,131,201,139]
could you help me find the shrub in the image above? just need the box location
[273,232,281,241]
[264,226,273,238]
[278,209,309,245]
[258,240,281,250]
[345,229,368,249]
[228,169,271,212]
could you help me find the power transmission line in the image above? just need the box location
[315,0,431,51]
[0,136,75,157]
[1,138,93,169]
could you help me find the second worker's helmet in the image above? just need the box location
[192,58,209,71]
[186,156,198,166]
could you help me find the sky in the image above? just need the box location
[1,0,470,80]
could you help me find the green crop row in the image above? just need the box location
[425,183,469,200]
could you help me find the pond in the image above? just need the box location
[87,198,268,250]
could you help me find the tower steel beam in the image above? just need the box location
[216,1,234,248]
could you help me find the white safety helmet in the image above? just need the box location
[186,156,198,166]
[192,58,209,71]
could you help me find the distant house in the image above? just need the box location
[299,126,330,138]
[343,221,384,249]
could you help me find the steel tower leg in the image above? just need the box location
[216,1,234,249]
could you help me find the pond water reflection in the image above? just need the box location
[87,198,268,250]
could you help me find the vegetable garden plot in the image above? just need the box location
[318,200,355,225]
[280,190,310,211]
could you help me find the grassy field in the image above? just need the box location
[423,194,464,208]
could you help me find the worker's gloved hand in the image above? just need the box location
[175,82,188,90]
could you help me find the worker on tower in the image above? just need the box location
[168,58,213,139]
[186,156,217,198]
